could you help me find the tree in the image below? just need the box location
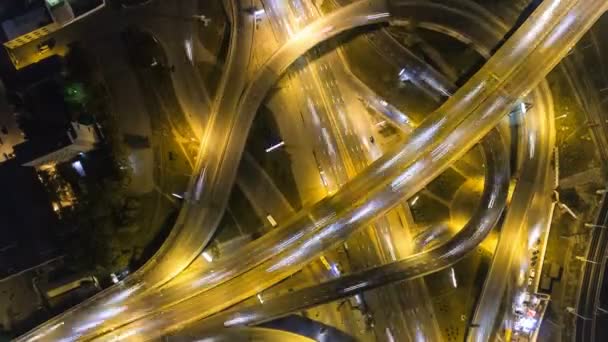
[64,82,89,107]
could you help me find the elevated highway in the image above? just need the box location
[93,0,606,339]
[179,128,510,332]
[17,0,256,340]
[19,0,608,340]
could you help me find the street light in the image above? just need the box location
[265,141,285,153]
[558,202,578,220]
[450,267,458,288]
[566,306,592,320]
[575,256,600,264]
[596,306,608,314]
[584,223,608,229]
[410,196,419,206]
[202,251,213,262]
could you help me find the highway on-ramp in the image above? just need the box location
[18,0,608,340]
[89,0,607,339]
[176,128,510,333]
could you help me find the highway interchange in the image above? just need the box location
[13,0,608,341]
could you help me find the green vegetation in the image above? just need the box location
[57,44,142,273]
[58,35,195,275]
[63,82,88,106]
[65,176,141,271]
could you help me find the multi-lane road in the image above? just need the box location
[17,0,256,340]
[262,0,442,339]
[16,0,608,340]
[175,127,510,333]
[94,0,607,340]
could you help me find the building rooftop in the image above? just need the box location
[1,6,52,42]
[13,121,99,167]
[13,130,72,164]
